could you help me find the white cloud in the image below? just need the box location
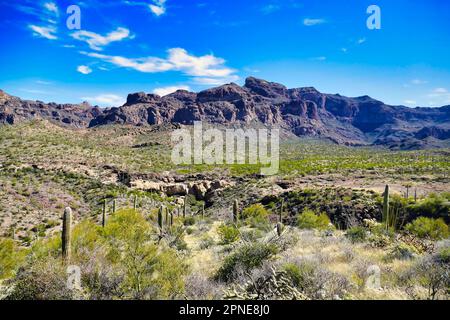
[411,79,427,85]
[77,65,92,75]
[29,25,57,40]
[193,76,239,86]
[311,56,326,61]
[149,0,167,16]
[357,38,366,44]
[341,48,348,53]
[44,2,59,16]
[153,85,191,96]
[83,48,238,83]
[71,27,133,51]
[82,94,125,107]
[303,18,325,26]
[427,88,450,105]
[404,100,417,105]
[432,88,448,94]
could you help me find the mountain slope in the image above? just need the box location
[1,78,450,149]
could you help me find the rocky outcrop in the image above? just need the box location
[2,78,450,149]
[0,90,101,128]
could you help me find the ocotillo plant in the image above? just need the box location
[233,199,239,223]
[201,203,205,218]
[382,185,390,231]
[62,207,72,262]
[102,199,107,227]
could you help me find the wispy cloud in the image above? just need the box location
[303,18,326,26]
[357,38,366,44]
[411,79,428,85]
[77,65,93,75]
[153,85,191,96]
[44,2,59,16]
[427,88,450,105]
[71,27,134,51]
[82,94,125,107]
[83,48,238,84]
[404,100,417,105]
[149,0,167,16]
[261,4,280,15]
[29,25,57,40]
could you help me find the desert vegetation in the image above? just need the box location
[0,120,449,300]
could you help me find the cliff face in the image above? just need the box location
[2,78,450,149]
[0,90,102,128]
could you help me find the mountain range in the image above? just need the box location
[1,77,449,149]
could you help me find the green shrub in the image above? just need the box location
[215,243,278,283]
[241,204,268,220]
[0,239,26,279]
[405,217,449,240]
[386,242,419,261]
[183,216,196,226]
[217,224,240,245]
[296,210,331,230]
[346,226,367,243]
[282,262,315,289]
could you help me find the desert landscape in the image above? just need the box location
[0,78,448,300]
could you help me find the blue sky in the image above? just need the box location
[0,0,449,107]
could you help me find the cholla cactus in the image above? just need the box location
[62,207,72,262]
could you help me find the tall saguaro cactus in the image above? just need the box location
[233,199,239,223]
[102,199,107,227]
[276,222,283,237]
[134,195,138,210]
[183,198,187,218]
[383,185,390,230]
[62,207,72,262]
[158,205,164,232]
[201,203,205,218]
[279,199,284,223]
[112,199,117,214]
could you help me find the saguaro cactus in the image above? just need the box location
[279,199,284,223]
[62,207,72,262]
[383,185,390,230]
[276,222,283,237]
[201,203,205,218]
[102,199,107,227]
[183,198,187,218]
[133,195,138,210]
[112,199,117,214]
[169,212,174,227]
[158,205,164,232]
[233,199,239,223]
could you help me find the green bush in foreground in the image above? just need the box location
[296,210,331,230]
[217,224,240,245]
[0,239,26,279]
[346,226,367,243]
[405,217,449,240]
[215,243,278,283]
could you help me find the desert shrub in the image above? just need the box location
[241,204,268,221]
[385,242,419,261]
[346,226,367,243]
[183,216,196,226]
[405,217,449,240]
[282,259,352,300]
[0,239,26,279]
[406,193,450,223]
[199,235,215,249]
[184,273,224,300]
[5,257,75,300]
[215,243,278,283]
[217,224,240,245]
[296,210,331,230]
[402,249,450,300]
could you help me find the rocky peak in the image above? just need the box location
[244,77,288,98]
[125,92,160,106]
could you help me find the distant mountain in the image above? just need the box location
[1,78,450,149]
